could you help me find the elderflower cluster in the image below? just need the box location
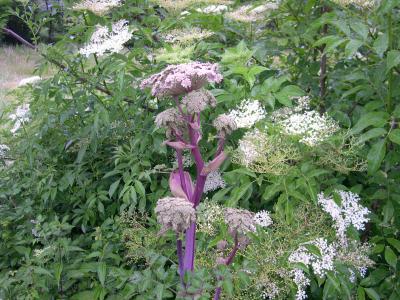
[9,104,30,134]
[225,2,279,23]
[318,191,370,245]
[18,76,41,87]
[332,0,379,9]
[153,0,232,11]
[72,0,121,15]
[154,44,194,64]
[161,27,214,45]
[254,210,273,228]
[197,201,224,235]
[196,4,228,14]
[228,100,266,129]
[261,282,280,300]
[233,128,301,175]
[271,96,338,146]
[279,111,338,146]
[79,20,132,57]
[289,238,337,300]
[204,171,226,193]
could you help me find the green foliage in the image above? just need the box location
[1,0,400,299]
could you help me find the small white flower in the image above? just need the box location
[253,210,273,228]
[318,191,370,244]
[79,20,132,57]
[73,0,122,15]
[196,4,228,14]
[9,104,30,134]
[228,99,266,129]
[204,171,226,193]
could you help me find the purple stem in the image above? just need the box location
[177,235,184,284]
[213,234,239,300]
[215,138,225,157]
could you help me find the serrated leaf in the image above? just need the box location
[389,129,400,145]
[108,179,120,198]
[384,246,397,268]
[350,21,369,40]
[357,286,366,300]
[345,39,363,57]
[373,33,388,57]
[357,128,387,144]
[386,50,400,73]
[97,262,107,286]
[350,112,388,135]
[367,139,386,174]
[275,85,304,106]
[387,238,400,252]
[365,288,380,300]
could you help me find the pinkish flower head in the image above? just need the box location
[140,62,223,97]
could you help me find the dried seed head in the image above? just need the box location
[213,113,237,137]
[224,207,255,235]
[155,197,196,234]
[182,89,217,114]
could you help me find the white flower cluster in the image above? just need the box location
[228,100,266,129]
[237,129,262,166]
[318,191,370,244]
[271,96,338,146]
[332,0,378,8]
[254,210,273,228]
[279,111,338,146]
[197,201,224,235]
[79,20,132,57]
[289,238,337,300]
[291,268,309,300]
[161,27,214,45]
[9,104,30,134]
[204,171,226,193]
[196,4,228,14]
[261,282,280,299]
[0,144,10,159]
[225,2,279,23]
[72,0,122,15]
[18,76,41,87]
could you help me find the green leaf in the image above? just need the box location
[97,262,107,287]
[71,291,97,300]
[350,112,388,135]
[367,139,386,174]
[386,50,400,73]
[350,21,369,40]
[54,263,63,288]
[389,129,400,144]
[108,179,120,198]
[345,39,363,57]
[134,180,146,198]
[357,128,387,144]
[275,85,304,106]
[357,286,366,300]
[387,238,400,252]
[373,33,388,57]
[384,246,397,268]
[364,288,380,300]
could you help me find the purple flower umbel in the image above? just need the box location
[140,62,223,97]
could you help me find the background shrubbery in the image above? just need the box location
[1,0,400,299]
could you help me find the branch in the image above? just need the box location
[3,28,36,49]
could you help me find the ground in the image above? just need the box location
[0,45,40,108]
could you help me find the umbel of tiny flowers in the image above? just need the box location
[141,62,239,299]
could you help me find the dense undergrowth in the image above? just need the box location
[0,0,399,299]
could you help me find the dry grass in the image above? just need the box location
[0,46,40,107]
